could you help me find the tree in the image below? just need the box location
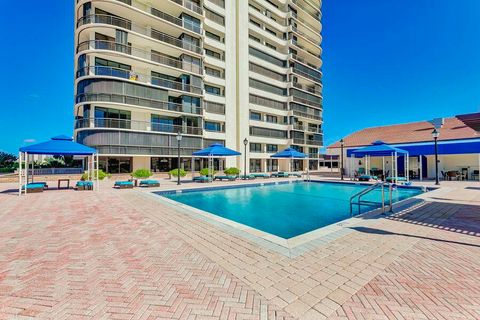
[0,152,17,168]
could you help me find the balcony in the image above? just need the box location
[204,101,225,115]
[167,0,203,15]
[76,66,203,95]
[75,93,203,115]
[150,29,202,54]
[292,82,322,96]
[75,118,203,135]
[77,40,202,75]
[249,94,288,111]
[305,139,323,146]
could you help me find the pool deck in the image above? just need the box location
[0,177,479,319]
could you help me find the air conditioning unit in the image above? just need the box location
[429,118,444,129]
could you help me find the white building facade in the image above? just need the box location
[74,0,323,174]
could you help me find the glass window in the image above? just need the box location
[267,159,278,171]
[266,115,277,123]
[266,144,278,153]
[250,159,262,172]
[204,121,222,132]
[250,143,262,153]
[250,112,261,121]
[205,30,221,42]
[205,85,221,96]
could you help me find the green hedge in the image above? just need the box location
[81,170,110,181]
[169,168,188,177]
[131,169,152,178]
[224,167,240,175]
[200,168,216,176]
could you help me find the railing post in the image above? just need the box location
[389,184,393,213]
[381,183,385,214]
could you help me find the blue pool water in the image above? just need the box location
[159,182,423,239]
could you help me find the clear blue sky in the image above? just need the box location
[0,0,479,153]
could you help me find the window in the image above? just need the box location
[95,58,131,71]
[267,159,278,171]
[204,121,223,132]
[266,115,278,123]
[266,144,278,153]
[250,112,261,121]
[249,47,286,67]
[94,107,131,129]
[205,67,223,78]
[249,34,261,42]
[151,115,178,133]
[265,43,277,51]
[265,28,277,37]
[250,78,287,96]
[249,19,261,28]
[205,48,222,60]
[250,143,262,153]
[205,30,222,42]
[205,85,222,96]
[250,159,262,172]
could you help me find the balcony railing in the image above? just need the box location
[291,110,322,121]
[77,14,132,29]
[249,94,288,111]
[151,8,201,34]
[292,82,322,96]
[75,118,203,135]
[150,29,202,54]
[75,93,203,115]
[168,0,203,15]
[292,66,322,84]
[305,139,323,146]
[293,138,305,144]
[204,101,225,115]
[291,95,322,108]
[76,66,203,95]
[77,40,202,75]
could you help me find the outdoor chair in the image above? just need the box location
[75,181,93,191]
[441,171,447,180]
[472,170,479,180]
[213,175,237,181]
[22,183,45,193]
[114,181,134,189]
[446,171,460,181]
[139,180,160,187]
[251,173,270,178]
[271,172,289,178]
[193,176,212,183]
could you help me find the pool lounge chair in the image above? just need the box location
[358,175,378,182]
[114,181,134,189]
[385,176,407,183]
[239,174,256,180]
[271,172,289,178]
[193,176,212,183]
[289,172,302,178]
[75,181,93,191]
[214,175,237,181]
[22,183,45,193]
[251,173,270,179]
[139,180,160,187]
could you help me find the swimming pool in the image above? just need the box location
[158,182,423,239]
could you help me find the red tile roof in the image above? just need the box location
[329,115,479,149]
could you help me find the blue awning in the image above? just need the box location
[192,143,241,157]
[271,148,307,158]
[19,135,97,156]
[349,140,408,158]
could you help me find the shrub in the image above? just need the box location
[169,168,188,177]
[200,168,216,176]
[224,167,240,176]
[131,168,152,179]
[81,169,110,181]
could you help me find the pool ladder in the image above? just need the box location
[349,182,393,216]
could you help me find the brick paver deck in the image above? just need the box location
[0,180,479,319]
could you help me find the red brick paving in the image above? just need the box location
[1,184,480,319]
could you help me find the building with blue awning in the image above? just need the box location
[329,113,480,181]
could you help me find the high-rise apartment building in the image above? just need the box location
[74,0,322,174]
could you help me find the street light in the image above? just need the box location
[176,132,182,185]
[340,138,345,180]
[432,128,440,185]
[243,138,248,180]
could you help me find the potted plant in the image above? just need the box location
[81,169,111,181]
[200,168,216,177]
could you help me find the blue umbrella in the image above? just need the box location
[192,144,241,181]
[192,143,241,157]
[270,147,306,159]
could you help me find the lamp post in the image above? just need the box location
[432,129,440,185]
[176,132,182,185]
[243,138,248,180]
[340,138,345,180]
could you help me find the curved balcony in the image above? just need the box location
[76,66,203,95]
[167,0,203,15]
[76,93,203,115]
[77,14,202,54]
[75,118,203,135]
[77,40,203,75]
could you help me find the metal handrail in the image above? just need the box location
[350,182,393,216]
